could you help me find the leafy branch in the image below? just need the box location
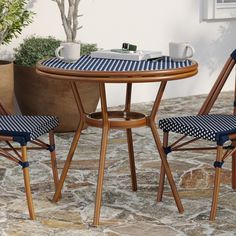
[0,0,33,45]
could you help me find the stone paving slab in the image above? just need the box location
[0,91,236,235]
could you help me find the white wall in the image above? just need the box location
[2,0,236,106]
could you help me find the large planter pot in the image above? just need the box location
[0,61,14,113]
[14,65,100,132]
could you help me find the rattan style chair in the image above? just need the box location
[158,50,236,220]
[0,101,59,219]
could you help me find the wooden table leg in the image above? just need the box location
[149,81,184,213]
[125,83,137,191]
[53,82,86,202]
[93,83,110,226]
[53,120,84,202]
[150,121,184,213]
[126,128,137,191]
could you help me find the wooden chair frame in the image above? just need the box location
[158,52,236,220]
[0,102,59,219]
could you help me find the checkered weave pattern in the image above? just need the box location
[0,115,59,143]
[159,114,236,144]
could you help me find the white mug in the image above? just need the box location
[55,42,81,63]
[169,42,195,61]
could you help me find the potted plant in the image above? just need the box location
[14,0,100,132]
[0,0,33,113]
[14,36,99,132]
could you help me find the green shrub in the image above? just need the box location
[81,43,98,56]
[14,36,99,67]
[14,36,61,67]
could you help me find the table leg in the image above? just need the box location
[93,124,109,226]
[53,120,84,202]
[126,129,137,191]
[149,81,184,213]
[150,122,184,213]
[125,83,137,191]
[53,82,86,202]
[93,83,109,226]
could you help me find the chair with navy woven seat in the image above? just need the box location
[0,101,59,219]
[158,49,236,220]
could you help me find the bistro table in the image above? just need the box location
[36,55,198,226]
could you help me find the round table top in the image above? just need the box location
[36,55,198,83]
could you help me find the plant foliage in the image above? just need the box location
[0,0,33,45]
[80,43,98,56]
[14,36,99,67]
[14,36,61,66]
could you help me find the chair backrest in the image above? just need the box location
[198,50,236,116]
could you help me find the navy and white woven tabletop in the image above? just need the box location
[41,55,194,72]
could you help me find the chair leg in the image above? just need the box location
[21,145,36,220]
[48,131,59,189]
[93,125,109,226]
[157,163,165,202]
[210,145,223,220]
[157,132,168,202]
[126,128,137,191]
[232,141,236,190]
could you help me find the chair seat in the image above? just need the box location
[159,114,236,144]
[0,115,59,143]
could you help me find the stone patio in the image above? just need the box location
[0,91,236,236]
